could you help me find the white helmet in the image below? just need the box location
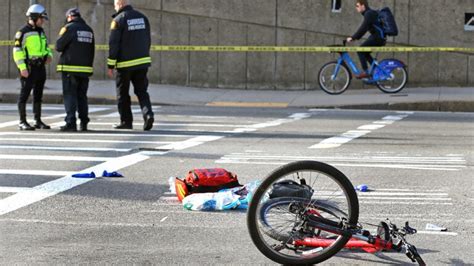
[26,4,48,20]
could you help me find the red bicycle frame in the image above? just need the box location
[294,236,394,254]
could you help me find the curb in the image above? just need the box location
[1,93,473,112]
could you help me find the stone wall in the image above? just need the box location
[1,0,473,89]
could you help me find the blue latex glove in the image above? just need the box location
[72,172,96,178]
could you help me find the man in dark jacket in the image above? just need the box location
[346,0,386,79]
[56,8,95,132]
[107,0,154,131]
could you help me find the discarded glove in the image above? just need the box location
[72,172,96,178]
[102,170,124,177]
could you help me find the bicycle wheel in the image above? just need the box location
[376,66,408,93]
[318,62,352,95]
[247,161,359,265]
[259,197,349,242]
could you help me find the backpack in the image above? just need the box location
[378,7,398,37]
[175,168,241,201]
[269,180,314,199]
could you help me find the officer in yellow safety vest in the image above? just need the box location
[12,4,52,131]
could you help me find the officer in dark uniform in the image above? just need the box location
[13,4,52,131]
[56,8,95,132]
[107,0,154,131]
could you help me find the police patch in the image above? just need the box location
[15,31,22,39]
[110,20,118,30]
[59,27,67,36]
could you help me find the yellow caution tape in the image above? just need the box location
[0,41,472,53]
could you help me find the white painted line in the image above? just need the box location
[216,160,464,171]
[0,107,110,129]
[0,132,197,138]
[0,169,74,176]
[359,201,453,205]
[0,186,31,193]
[157,136,223,150]
[356,197,451,201]
[89,122,252,128]
[160,216,168,223]
[356,192,449,196]
[309,113,412,149]
[0,218,243,229]
[0,153,149,216]
[0,138,173,145]
[0,145,132,153]
[0,154,111,162]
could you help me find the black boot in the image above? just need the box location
[143,115,154,131]
[18,103,35,131]
[33,102,50,129]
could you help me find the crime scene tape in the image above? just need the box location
[0,41,473,53]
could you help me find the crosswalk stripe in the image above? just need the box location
[0,138,173,145]
[309,113,412,149]
[0,154,111,162]
[0,169,74,176]
[0,145,132,153]
[0,186,31,193]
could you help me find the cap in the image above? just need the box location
[65,7,81,17]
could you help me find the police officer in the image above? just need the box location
[56,8,95,132]
[107,0,154,131]
[13,4,52,131]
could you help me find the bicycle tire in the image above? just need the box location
[376,63,408,94]
[318,61,352,95]
[247,161,359,265]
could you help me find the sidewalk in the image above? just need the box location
[0,79,473,112]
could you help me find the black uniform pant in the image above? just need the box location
[358,36,386,72]
[18,64,46,122]
[115,68,153,124]
[62,73,90,126]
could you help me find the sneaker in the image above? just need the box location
[19,121,35,131]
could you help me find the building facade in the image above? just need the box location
[1,0,473,89]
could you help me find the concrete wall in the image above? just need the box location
[1,0,473,89]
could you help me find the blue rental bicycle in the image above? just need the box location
[318,41,408,95]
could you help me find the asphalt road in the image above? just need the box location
[0,104,472,265]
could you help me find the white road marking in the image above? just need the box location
[0,107,111,129]
[0,186,31,193]
[160,216,168,222]
[157,136,223,150]
[89,122,253,128]
[0,132,204,138]
[0,138,173,145]
[0,218,245,229]
[0,169,74,176]
[216,153,466,171]
[0,145,132,153]
[0,154,111,162]
[0,153,149,216]
[0,112,313,215]
[309,113,412,149]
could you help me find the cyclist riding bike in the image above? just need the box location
[346,0,386,79]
